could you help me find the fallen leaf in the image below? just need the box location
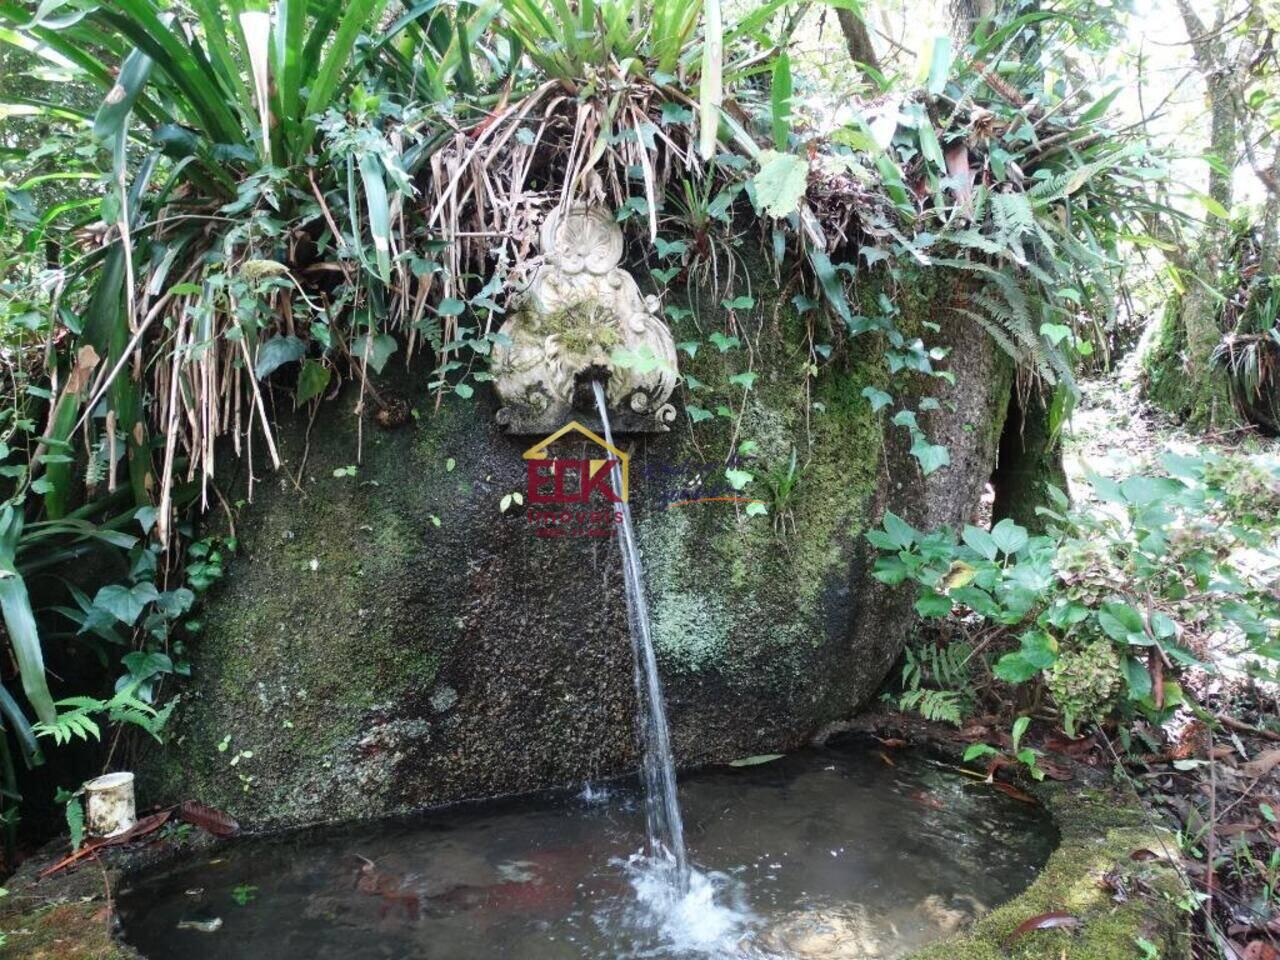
[1216,821,1262,837]
[990,781,1038,804]
[1006,912,1081,944]
[1130,848,1162,861]
[727,754,784,767]
[877,751,896,767]
[179,800,241,838]
[911,790,945,811]
[39,810,172,878]
[1045,733,1097,757]
[876,737,908,749]
[1036,759,1074,781]
[1243,750,1280,779]
[1244,942,1280,960]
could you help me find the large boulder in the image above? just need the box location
[141,268,1010,827]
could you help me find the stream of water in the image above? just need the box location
[593,380,690,896]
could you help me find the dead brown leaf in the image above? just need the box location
[1005,912,1081,944]
[1243,749,1280,779]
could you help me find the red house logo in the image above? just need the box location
[522,421,629,504]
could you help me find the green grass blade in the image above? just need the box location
[357,152,392,283]
[0,682,43,768]
[0,509,55,726]
[92,40,155,142]
[699,0,722,161]
[771,50,791,151]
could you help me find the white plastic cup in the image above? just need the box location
[83,771,136,838]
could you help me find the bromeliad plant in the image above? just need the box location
[869,450,1280,740]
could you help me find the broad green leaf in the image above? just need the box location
[994,652,1040,683]
[881,511,916,549]
[353,333,398,374]
[990,518,1028,555]
[752,150,810,218]
[295,359,330,406]
[255,335,306,380]
[725,468,753,490]
[915,590,952,618]
[961,525,998,561]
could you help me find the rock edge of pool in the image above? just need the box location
[0,745,1188,960]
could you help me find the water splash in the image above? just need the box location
[592,381,688,888]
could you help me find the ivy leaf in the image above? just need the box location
[725,468,753,490]
[728,371,758,389]
[676,340,700,358]
[255,335,305,380]
[708,332,740,352]
[686,405,713,423]
[93,582,160,626]
[751,150,810,218]
[122,651,173,681]
[295,359,330,406]
[352,333,398,374]
[745,501,768,517]
[654,237,687,259]
[454,382,474,399]
[910,435,950,476]
[861,387,892,412]
[722,295,755,310]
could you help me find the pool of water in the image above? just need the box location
[119,743,1056,959]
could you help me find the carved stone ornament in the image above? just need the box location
[491,205,679,434]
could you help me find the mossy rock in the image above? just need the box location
[908,784,1189,960]
[138,264,1013,827]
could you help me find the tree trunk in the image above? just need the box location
[835,9,881,84]
[1141,0,1242,429]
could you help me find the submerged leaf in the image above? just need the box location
[728,754,784,767]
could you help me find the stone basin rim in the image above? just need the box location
[0,746,1187,960]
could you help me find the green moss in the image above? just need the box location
[537,301,622,355]
[0,903,136,960]
[635,277,887,689]
[908,786,1187,960]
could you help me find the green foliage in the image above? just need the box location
[896,640,975,726]
[869,450,1280,738]
[0,0,1164,837]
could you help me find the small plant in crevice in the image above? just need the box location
[892,639,976,726]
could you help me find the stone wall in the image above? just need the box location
[139,268,1012,827]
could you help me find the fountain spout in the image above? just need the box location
[491,205,680,434]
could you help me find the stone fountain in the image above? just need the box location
[491,205,679,434]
